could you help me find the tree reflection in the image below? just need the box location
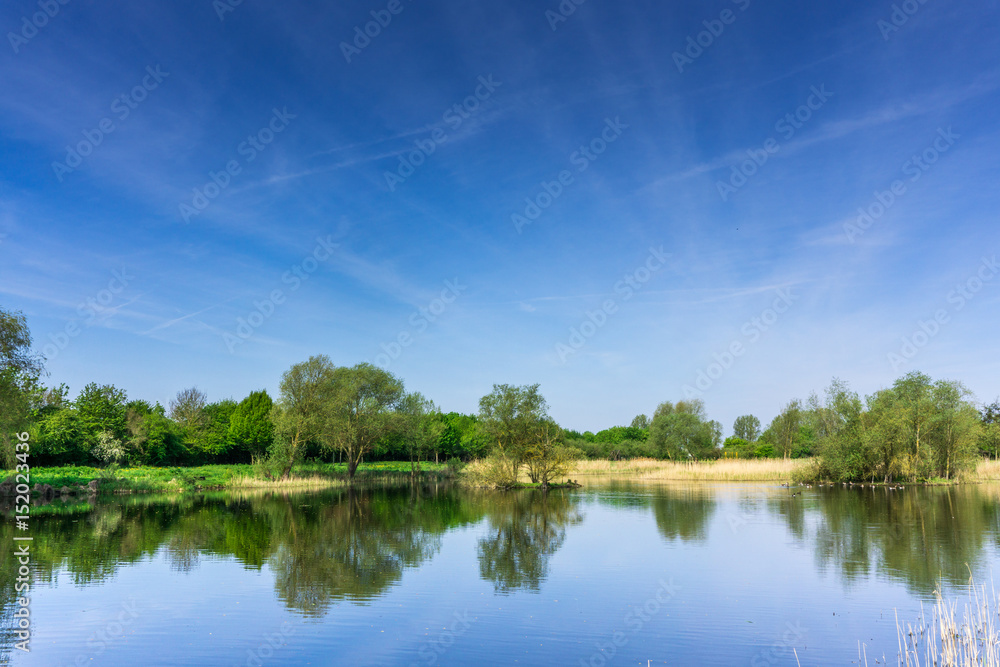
[651,486,716,543]
[807,485,1000,594]
[477,490,582,593]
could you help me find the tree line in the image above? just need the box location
[2,306,998,482]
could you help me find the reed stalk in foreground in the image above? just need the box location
[876,580,1000,667]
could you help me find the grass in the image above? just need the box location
[567,457,808,482]
[7,461,456,494]
[970,459,1000,482]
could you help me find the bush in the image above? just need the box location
[754,443,776,459]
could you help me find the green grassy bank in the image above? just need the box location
[5,461,455,495]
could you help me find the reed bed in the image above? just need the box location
[567,457,806,482]
[881,580,1000,667]
[226,474,349,490]
[970,459,1000,482]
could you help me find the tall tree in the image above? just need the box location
[928,380,981,480]
[630,414,650,430]
[169,387,208,431]
[478,384,549,479]
[75,382,128,443]
[732,415,761,443]
[649,408,718,460]
[770,400,803,459]
[0,307,44,465]
[396,392,443,475]
[271,355,337,480]
[229,390,275,461]
[980,399,1000,458]
[327,363,406,478]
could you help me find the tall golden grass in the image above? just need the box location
[970,459,1000,482]
[226,474,348,490]
[567,457,807,482]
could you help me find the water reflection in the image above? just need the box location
[4,482,1000,663]
[477,491,582,593]
[807,485,1000,594]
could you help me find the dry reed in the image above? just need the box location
[566,457,806,482]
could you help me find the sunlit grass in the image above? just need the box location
[970,459,1000,482]
[567,457,808,482]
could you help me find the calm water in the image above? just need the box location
[4,481,1000,666]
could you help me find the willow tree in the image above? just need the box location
[478,383,550,483]
[327,363,405,479]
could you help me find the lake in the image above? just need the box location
[4,481,1000,666]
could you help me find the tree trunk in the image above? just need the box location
[348,458,359,479]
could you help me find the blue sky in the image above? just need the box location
[1,0,998,432]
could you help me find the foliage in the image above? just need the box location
[649,401,720,460]
[169,387,208,431]
[74,382,128,446]
[808,373,982,482]
[732,414,761,443]
[91,431,127,466]
[523,423,574,485]
[0,307,44,465]
[228,390,275,461]
[326,363,406,478]
[270,355,337,479]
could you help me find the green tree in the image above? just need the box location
[125,401,182,465]
[732,415,761,443]
[649,402,718,460]
[228,390,275,462]
[271,355,337,480]
[169,387,208,431]
[35,407,88,464]
[478,384,550,481]
[75,383,128,446]
[928,380,981,480]
[0,307,44,466]
[198,399,237,461]
[327,363,406,479]
[396,392,443,476]
[630,414,650,430]
[980,399,1000,458]
[769,400,802,459]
